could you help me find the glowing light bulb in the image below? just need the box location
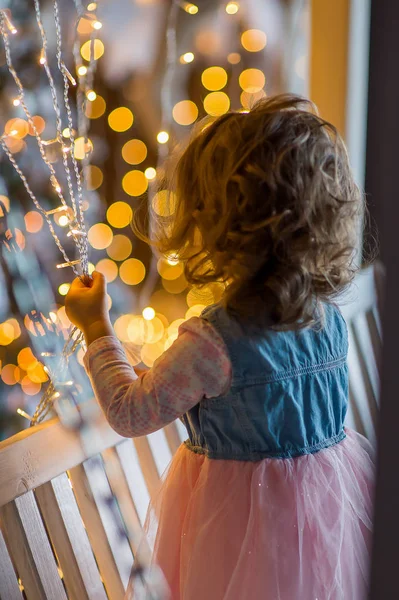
[62,128,71,138]
[58,215,69,227]
[9,129,18,136]
[87,2,97,9]
[50,175,62,194]
[180,52,195,64]
[12,98,20,107]
[182,2,199,14]
[93,20,102,30]
[86,90,97,101]
[166,255,179,266]
[77,65,88,76]
[226,1,239,14]
[157,131,169,144]
[142,307,155,321]
[17,408,33,421]
[39,49,46,65]
[145,167,156,180]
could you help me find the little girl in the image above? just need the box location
[66,94,374,599]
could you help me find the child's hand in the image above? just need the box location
[65,272,112,343]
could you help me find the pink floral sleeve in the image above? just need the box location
[83,317,232,438]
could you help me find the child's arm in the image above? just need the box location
[66,272,231,437]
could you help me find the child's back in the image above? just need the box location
[66,94,375,599]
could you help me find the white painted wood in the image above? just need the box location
[146,429,172,477]
[163,422,183,455]
[133,437,161,501]
[34,473,107,600]
[0,415,122,507]
[0,528,23,600]
[0,492,67,600]
[114,439,150,527]
[68,463,126,600]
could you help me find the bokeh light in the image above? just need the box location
[241,29,267,52]
[88,223,113,249]
[0,196,10,213]
[227,52,241,64]
[86,90,97,102]
[106,201,133,228]
[84,165,104,191]
[187,286,215,307]
[141,342,164,367]
[85,95,106,119]
[162,274,188,294]
[24,211,43,233]
[185,304,206,319]
[152,190,177,216]
[183,2,198,14]
[203,91,230,116]
[114,314,134,343]
[108,107,134,132]
[119,258,146,285]
[80,39,104,61]
[5,118,29,139]
[121,139,147,165]
[122,170,148,196]
[240,89,267,109]
[172,100,199,126]
[107,234,132,261]
[145,167,156,180]
[157,131,169,144]
[1,365,19,385]
[58,283,70,296]
[180,52,195,64]
[96,258,118,282]
[28,116,46,135]
[142,307,155,320]
[239,68,266,93]
[17,347,37,371]
[157,258,184,280]
[0,322,14,345]
[201,66,228,91]
[74,136,93,160]
[21,377,41,396]
[226,1,240,14]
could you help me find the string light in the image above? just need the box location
[17,408,33,421]
[142,307,156,321]
[181,2,199,14]
[12,98,20,106]
[180,51,194,64]
[93,20,102,30]
[86,89,96,101]
[39,48,46,65]
[87,2,97,10]
[226,1,240,14]
[157,131,169,144]
[144,167,156,180]
[77,65,87,76]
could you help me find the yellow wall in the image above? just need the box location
[310,0,350,137]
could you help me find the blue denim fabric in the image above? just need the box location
[181,303,348,460]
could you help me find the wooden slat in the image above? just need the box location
[163,421,183,455]
[146,429,172,477]
[347,326,377,444]
[133,437,161,501]
[0,413,123,507]
[352,312,380,401]
[175,418,188,442]
[114,440,150,526]
[68,463,125,600]
[0,492,67,600]
[338,265,377,321]
[102,446,143,554]
[34,473,107,600]
[0,528,23,600]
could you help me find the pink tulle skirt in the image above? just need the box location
[133,429,375,600]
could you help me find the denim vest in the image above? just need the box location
[181,303,348,461]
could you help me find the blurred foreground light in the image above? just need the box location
[145,167,156,180]
[122,170,148,196]
[241,29,267,52]
[201,66,228,91]
[96,258,118,282]
[24,211,43,233]
[142,307,155,320]
[122,139,147,165]
[226,1,239,14]
[239,68,266,93]
[108,107,134,132]
[58,283,70,296]
[77,65,88,76]
[152,190,177,216]
[84,165,103,190]
[203,91,230,116]
[182,2,199,14]
[88,223,113,250]
[173,100,198,125]
[106,201,132,228]
[180,52,195,64]
[93,20,103,30]
[157,131,169,144]
[86,90,97,101]
[227,52,241,64]
[81,39,104,61]
[85,94,106,119]
[107,234,132,261]
[119,258,146,285]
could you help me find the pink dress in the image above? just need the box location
[84,316,375,600]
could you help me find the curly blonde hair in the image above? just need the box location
[134,94,363,329]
